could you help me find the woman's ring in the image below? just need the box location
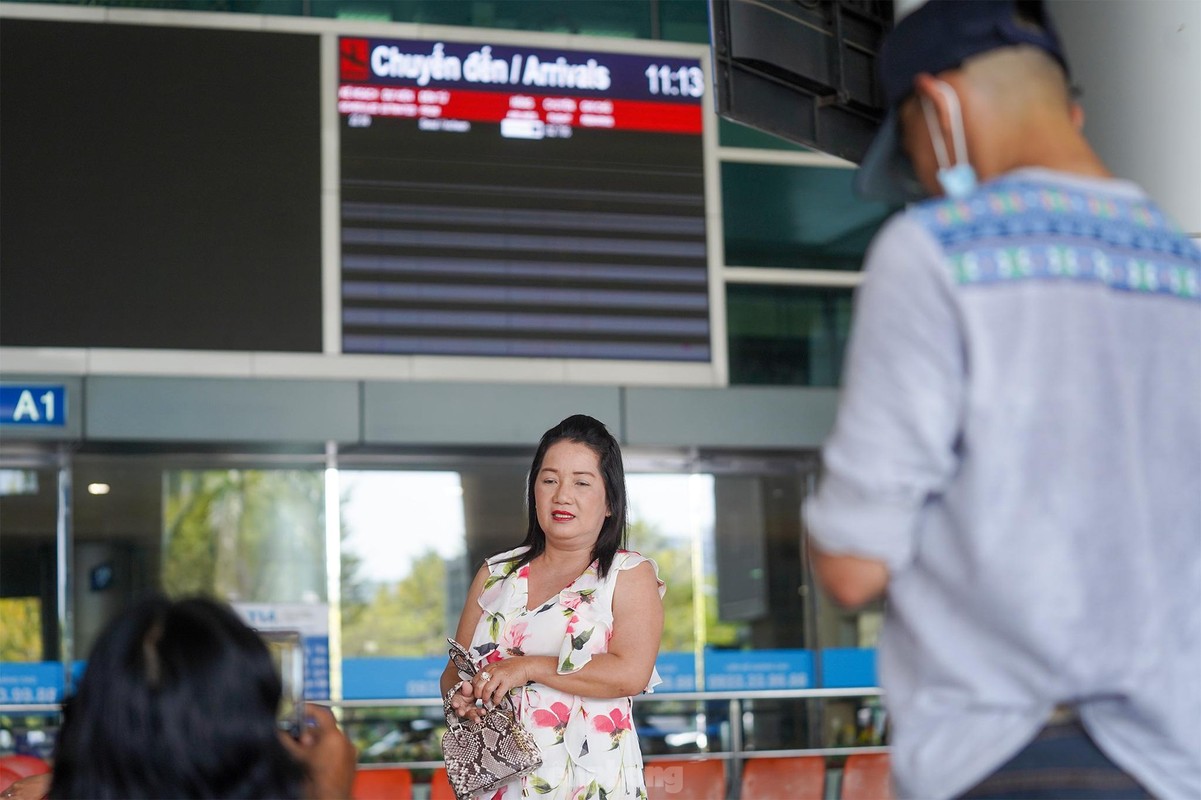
[479,670,492,682]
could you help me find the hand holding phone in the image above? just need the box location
[278,703,358,800]
[259,630,305,739]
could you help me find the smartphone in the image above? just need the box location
[259,629,305,738]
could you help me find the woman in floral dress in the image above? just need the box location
[440,415,665,800]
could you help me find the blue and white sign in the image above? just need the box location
[0,661,64,704]
[343,652,703,699]
[337,648,870,700]
[820,648,877,688]
[235,603,331,700]
[0,385,66,427]
[652,652,697,693]
[344,656,445,700]
[704,649,813,691]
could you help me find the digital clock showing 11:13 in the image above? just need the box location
[644,64,705,98]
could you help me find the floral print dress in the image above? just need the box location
[467,546,665,800]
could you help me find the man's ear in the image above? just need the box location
[1070,101,1086,132]
[912,73,954,143]
[912,72,941,100]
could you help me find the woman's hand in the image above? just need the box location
[279,703,357,800]
[458,657,538,710]
[447,679,486,722]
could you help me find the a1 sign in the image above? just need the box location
[0,385,67,427]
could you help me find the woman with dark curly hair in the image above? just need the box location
[15,594,356,800]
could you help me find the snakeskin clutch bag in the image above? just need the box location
[441,638,542,800]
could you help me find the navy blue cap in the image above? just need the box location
[855,0,1071,203]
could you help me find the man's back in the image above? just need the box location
[804,1,1200,797]
[804,167,1201,797]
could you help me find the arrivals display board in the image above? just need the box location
[1,10,717,376]
[338,37,711,362]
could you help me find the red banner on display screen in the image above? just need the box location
[337,84,701,136]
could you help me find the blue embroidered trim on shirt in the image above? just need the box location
[912,178,1201,301]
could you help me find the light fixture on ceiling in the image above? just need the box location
[87,483,111,496]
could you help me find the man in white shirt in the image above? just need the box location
[803,2,1201,798]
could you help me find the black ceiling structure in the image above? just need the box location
[709,0,894,163]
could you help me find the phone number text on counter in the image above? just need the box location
[0,685,59,704]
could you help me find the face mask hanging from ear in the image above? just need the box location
[920,80,978,199]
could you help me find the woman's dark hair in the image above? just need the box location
[49,594,305,799]
[508,414,629,578]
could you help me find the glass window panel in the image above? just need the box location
[160,465,332,701]
[162,469,327,604]
[316,0,654,38]
[721,162,895,270]
[341,704,445,766]
[657,0,711,43]
[0,444,889,766]
[339,470,467,659]
[627,473,723,655]
[0,466,58,667]
[0,598,42,662]
[5,0,712,42]
[70,459,164,659]
[1,459,64,761]
[636,697,728,756]
[718,118,811,152]
[740,697,818,751]
[726,284,854,386]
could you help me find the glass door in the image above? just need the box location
[0,446,66,761]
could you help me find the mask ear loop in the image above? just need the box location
[920,95,951,171]
[922,80,970,169]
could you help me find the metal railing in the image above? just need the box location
[334,687,888,796]
[2,688,889,797]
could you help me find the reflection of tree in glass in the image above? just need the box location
[341,549,447,657]
[0,597,42,661]
[339,519,368,638]
[628,520,744,653]
[162,470,327,602]
[336,519,745,660]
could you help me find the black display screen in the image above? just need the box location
[0,20,323,352]
[338,37,711,362]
